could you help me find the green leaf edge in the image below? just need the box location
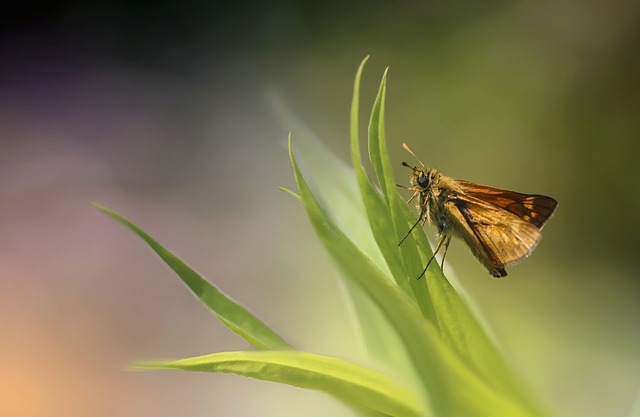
[94,203,290,350]
[364,65,439,322]
[133,350,424,417]
[350,58,414,296]
[359,59,550,417]
[288,132,537,417]
[92,57,556,417]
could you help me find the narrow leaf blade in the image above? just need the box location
[134,350,424,417]
[367,69,437,323]
[95,203,289,350]
[289,138,536,417]
[367,76,549,417]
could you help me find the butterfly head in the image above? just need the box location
[401,143,434,190]
[402,162,437,192]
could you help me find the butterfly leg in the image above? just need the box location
[440,236,452,269]
[398,202,427,246]
[398,216,422,246]
[396,184,419,204]
[417,234,448,280]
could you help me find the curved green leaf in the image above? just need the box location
[288,136,535,417]
[365,68,437,323]
[133,350,423,417]
[350,60,412,296]
[276,58,411,374]
[365,76,549,417]
[95,203,289,350]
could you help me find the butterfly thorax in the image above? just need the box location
[409,168,464,235]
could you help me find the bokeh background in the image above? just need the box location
[2,1,639,417]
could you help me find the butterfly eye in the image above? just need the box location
[417,174,430,188]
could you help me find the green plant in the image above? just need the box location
[97,57,555,417]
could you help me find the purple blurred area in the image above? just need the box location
[1,2,640,417]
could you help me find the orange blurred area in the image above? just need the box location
[1,1,639,417]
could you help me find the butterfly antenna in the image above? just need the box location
[402,143,425,167]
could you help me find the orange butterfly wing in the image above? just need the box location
[457,181,557,228]
[444,182,557,277]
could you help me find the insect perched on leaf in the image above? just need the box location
[398,144,557,278]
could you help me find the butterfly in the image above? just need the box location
[398,144,557,278]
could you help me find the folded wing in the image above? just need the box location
[444,186,556,277]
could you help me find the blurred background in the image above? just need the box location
[1,1,639,416]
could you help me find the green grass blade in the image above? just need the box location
[277,59,408,371]
[366,69,437,323]
[367,69,391,198]
[366,73,549,417]
[271,89,388,274]
[350,59,413,296]
[133,350,424,417]
[345,56,420,376]
[424,265,549,416]
[279,186,302,201]
[289,137,537,417]
[94,203,290,350]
